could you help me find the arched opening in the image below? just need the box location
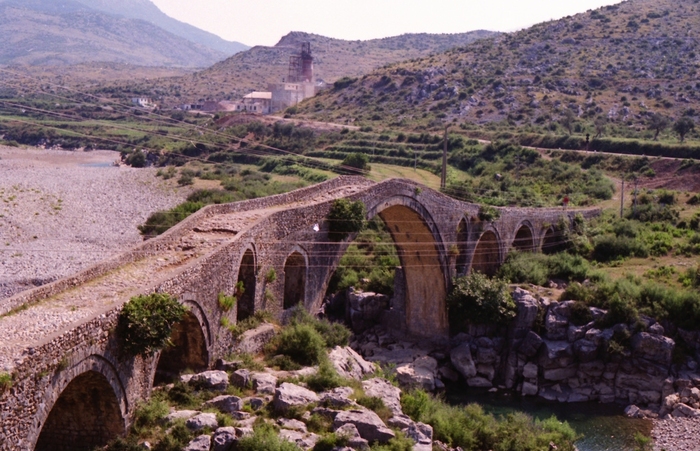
[377,204,447,337]
[35,371,124,451]
[472,230,501,277]
[542,226,568,255]
[455,219,470,275]
[284,252,306,309]
[155,311,208,385]
[237,249,257,322]
[513,224,535,252]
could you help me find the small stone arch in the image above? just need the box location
[284,249,308,310]
[455,217,470,275]
[33,355,127,451]
[154,302,209,384]
[512,221,536,252]
[237,247,257,322]
[541,225,568,255]
[472,229,502,277]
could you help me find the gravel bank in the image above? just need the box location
[653,416,700,451]
[0,146,189,299]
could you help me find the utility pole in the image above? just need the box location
[620,179,625,218]
[441,126,448,190]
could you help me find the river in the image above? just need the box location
[446,386,652,451]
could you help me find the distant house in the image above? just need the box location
[131,97,155,109]
[235,92,272,114]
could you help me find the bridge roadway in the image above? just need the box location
[0,176,598,450]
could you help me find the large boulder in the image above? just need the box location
[184,435,212,451]
[212,427,237,451]
[189,370,230,391]
[333,409,395,443]
[450,343,477,379]
[186,412,218,431]
[573,339,599,363]
[631,332,675,366]
[206,395,244,414]
[329,346,376,380]
[362,378,402,416]
[335,423,370,451]
[236,323,277,354]
[545,302,570,340]
[166,410,199,423]
[407,421,434,451]
[279,429,319,449]
[347,290,390,333]
[274,382,320,412]
[252,372,278,394]
[539,340,573,368]
[510,288,540,338]
[396,356,438,391]
[231,369,252,388]
[518,331,543,358]
[321,387,356,408]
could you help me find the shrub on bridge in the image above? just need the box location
[326,198,366,241]
[117,293,188,357]
[447,272,516,330]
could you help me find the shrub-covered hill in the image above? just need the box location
[295,0,700,139]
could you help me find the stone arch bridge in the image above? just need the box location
[0,176,598,450]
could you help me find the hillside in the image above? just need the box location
[95,30,498,106]
[295,0,700,139]
[0,0,239,67]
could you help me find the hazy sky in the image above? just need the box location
[150,0,623,46]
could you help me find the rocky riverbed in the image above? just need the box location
[0,146,188,300]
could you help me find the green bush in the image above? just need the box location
[238,423,301,451]
[304,360,345,392]
[274,323,327,366]
[400,390,577,451]
[327,199,366,241]
[447,273,516,330]
[0,373,11,391]
[313,433,349,451]
[117,293,187,357]
[341,152,371,171]
[218,292,236,311]
[132,398,168,435]
[597,294,639,328]
[498,252,548,285]
[153,422,192,451]
[592,235,648,262]
[356,396,392,422]
[287,306,351,348]
[370,432,415,451]
[546,253,590,282]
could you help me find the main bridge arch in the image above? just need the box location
[363,195,449,338]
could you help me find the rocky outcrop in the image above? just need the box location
[346,290,390,333]
[329,346,376,380]
[274,383,320,412]
[333,409,396,443]
[188,370,230,391]
[235,323,277,355]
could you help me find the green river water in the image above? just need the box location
[446,387,653,451]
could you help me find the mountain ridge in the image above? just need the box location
[0,0,247,67]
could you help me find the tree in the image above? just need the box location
[326,198,366,241]
[341,152,370,171]
[559,109,576,135]
[117,293,187,357]
[594,116,607,138]
[673,117,695,143]
[647,113,670,141]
